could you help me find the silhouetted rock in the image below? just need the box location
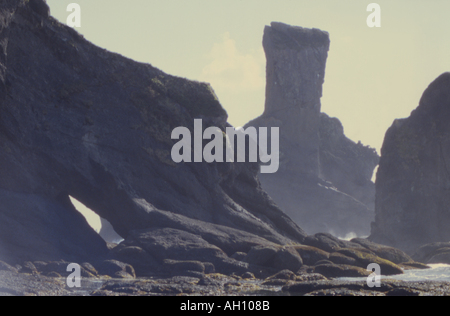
[246,22,379,237]
[262,22,330,176]
[370,73,450,254]
[0,1,307,272]
[412,242,450,264]
[28,0,49,18]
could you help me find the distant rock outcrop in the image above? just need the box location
[246,22,379,237]
[370,73,450,254]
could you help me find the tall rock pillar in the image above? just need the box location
[263,22,330,176]
[246,23,378,237]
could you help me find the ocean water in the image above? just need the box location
[338,264,450,283]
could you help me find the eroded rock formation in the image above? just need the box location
[0,1,307,269]
[246,22,379,237]
[370,73,450,254]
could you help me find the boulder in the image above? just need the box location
[96,260,136,279]
[39,260,96,278]
[426,252,450,265]
[272,247,303,273]
[412,242,450,263]
[351,238,413,264]
[266,269,297,281]
[110,245,161,277]
[336,249,403,276]
[329,252,357,266]
[244,245,303,273]
[370,73,450,253]
[292,245,329,266]
[162,259,210,278]
[116,227,249,275]
[314,264,372,279]
[244,245,279,266]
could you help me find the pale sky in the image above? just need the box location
[47,0,450,154]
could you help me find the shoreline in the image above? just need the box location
[3,265,450,296]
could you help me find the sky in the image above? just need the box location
[46,0,450,231]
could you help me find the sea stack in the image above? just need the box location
[370,73,450,254]
[246,22,379,237]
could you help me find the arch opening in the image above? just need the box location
[69,196,123,244]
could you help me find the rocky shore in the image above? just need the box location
[2,264,449,297]
[0,232,433,296]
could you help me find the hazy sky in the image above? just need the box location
[47,0,450,155]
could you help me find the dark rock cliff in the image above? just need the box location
[370,73,450,254]
[246,22,379,237]
[0,1,306,269]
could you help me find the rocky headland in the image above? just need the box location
[0,0,445,296]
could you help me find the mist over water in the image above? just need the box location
[331,231,367,241]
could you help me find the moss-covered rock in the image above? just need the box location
[292,245,329,266]
[336,248,403,276]
[314,264,372,279]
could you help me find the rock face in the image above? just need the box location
[0,1,307,270]
[370,73,450,254]
[246,22,379,237]
[262,22,330,176]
